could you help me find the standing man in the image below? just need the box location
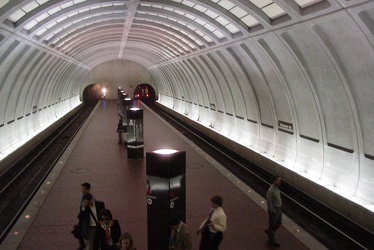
[168,217,193,250]
[79,193,105,250]
[76,182,94,250]
[265,175,282,247]
[117,119,123,144]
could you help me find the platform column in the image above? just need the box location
[127,108,144,159]
[122,97,132,135]
[117,88,127,118]
[146,149,186,250]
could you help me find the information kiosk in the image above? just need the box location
[146,149,186,250]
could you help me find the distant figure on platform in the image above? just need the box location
[196,195,227,250]
[118,232,136,250]
[79,193,105,250]
[168,217,193,250]
[94,209,122,250]
[265,175,282,247]
[117,119,123,144]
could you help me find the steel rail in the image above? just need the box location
[0,105,91,243]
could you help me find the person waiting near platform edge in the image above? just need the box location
[265,175,282,247]
[168,217,193,250]
[196,195,227,250]
[117,119,123,144]
[118,232,137,250]
[79,193,106,250]
[94,209,122,250]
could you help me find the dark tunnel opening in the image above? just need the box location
[82,84,103,105]
[133,83,156,104]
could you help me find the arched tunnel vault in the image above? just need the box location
[0,0,374,234]
[82,84,103,105]
[80,60,154,101]
[134,83,157,103]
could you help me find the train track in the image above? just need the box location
[0,103,96,243]
[0,100,373,249]
[147,103,374,250]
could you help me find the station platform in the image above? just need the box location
[1,100,327,250]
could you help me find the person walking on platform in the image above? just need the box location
[79,193,105,250]
[168,217,193,250]
[265,175,282,247]
[75,182,95,250]
[118,232,136,250]
[196,195,227,250]
[94,209,122,250]
[117,119,123,144]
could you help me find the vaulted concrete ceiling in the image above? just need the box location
[0,0,345,69]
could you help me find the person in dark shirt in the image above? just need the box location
[94,209,122,250]
[117,119,123,144]
[79,193,105,250]
[265,175,282,247]
[76,182,94,250]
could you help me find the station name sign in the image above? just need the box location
[278,120,293,133]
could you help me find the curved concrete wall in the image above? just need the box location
[0,29,87,156]
[152,2,374,232]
